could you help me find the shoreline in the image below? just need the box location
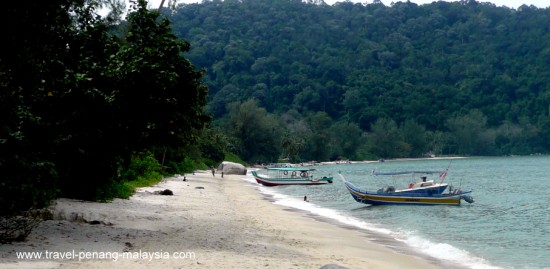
[252,174,469,269]
[1,171,443,269]
[267,156,470,167]
[258,193,468,269]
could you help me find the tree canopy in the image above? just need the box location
[164,0,550,161]
[1,0,210,215]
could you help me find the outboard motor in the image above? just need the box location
[462,195,474,204]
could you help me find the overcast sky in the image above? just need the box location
[146,0,549,9]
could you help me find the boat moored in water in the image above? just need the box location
[371,170,450,196]
[252,167,333,186]
[339,171,474,206]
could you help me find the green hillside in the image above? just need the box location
[167,0,550,160]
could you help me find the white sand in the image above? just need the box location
[0,171,440,269]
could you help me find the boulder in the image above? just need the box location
[217,161,247,175]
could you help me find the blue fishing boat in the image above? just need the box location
[339,172,474,206]
[371,170,450,195]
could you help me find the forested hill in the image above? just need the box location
[167,0,550,159]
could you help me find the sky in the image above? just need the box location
[144,0,549,10]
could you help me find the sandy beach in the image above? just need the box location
[0,170,441,269]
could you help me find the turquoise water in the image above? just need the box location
[245,156,550,269]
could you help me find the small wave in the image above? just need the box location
[400,234,502,269]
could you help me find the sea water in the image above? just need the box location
[243,156,550,269]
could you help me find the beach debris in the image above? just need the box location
[153,189,173,195]
[123,242,134,252]
[195,186,205,189]
[86,220,113,226]
[161,189,173,195]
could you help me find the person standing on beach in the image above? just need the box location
[211,167,215,177]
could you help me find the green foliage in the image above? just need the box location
[121,151,162,182]
[1,0,210,217]
[281,132,306,163]
[97,151,163,201]
[329,121,364,160]
[366,118,403,159]
[400,119,428,157]
[0,159,58,215]
[93,181,134,202]
[169,155,208,174]
[169,0,550,158]
[446,110,493,155]
[198,128,227,167]
[302,112,334,161]
[222,99,283,163]
[224,152,248,166]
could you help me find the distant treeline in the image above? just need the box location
[166,0,550,162]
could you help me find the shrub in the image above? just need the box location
[94,151,164,201]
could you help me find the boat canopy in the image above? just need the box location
[266,167,316,172]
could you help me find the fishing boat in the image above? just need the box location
[371,170,451,195]
[338,171,474,206]
[251,167,333,186]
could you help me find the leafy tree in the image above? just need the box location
[55,0,210,200]
[366,118,403,158]
[198,127,227,167]
[425,130,449,156]
[1,0,100,214]
[446,110,493,155]
[302,112,333,161]
[279,110,310,162]
[223,99,282,163]
[281,132,306,163]
[1,0,210,216]
[399,119,428,157]
[329,121,364,160]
